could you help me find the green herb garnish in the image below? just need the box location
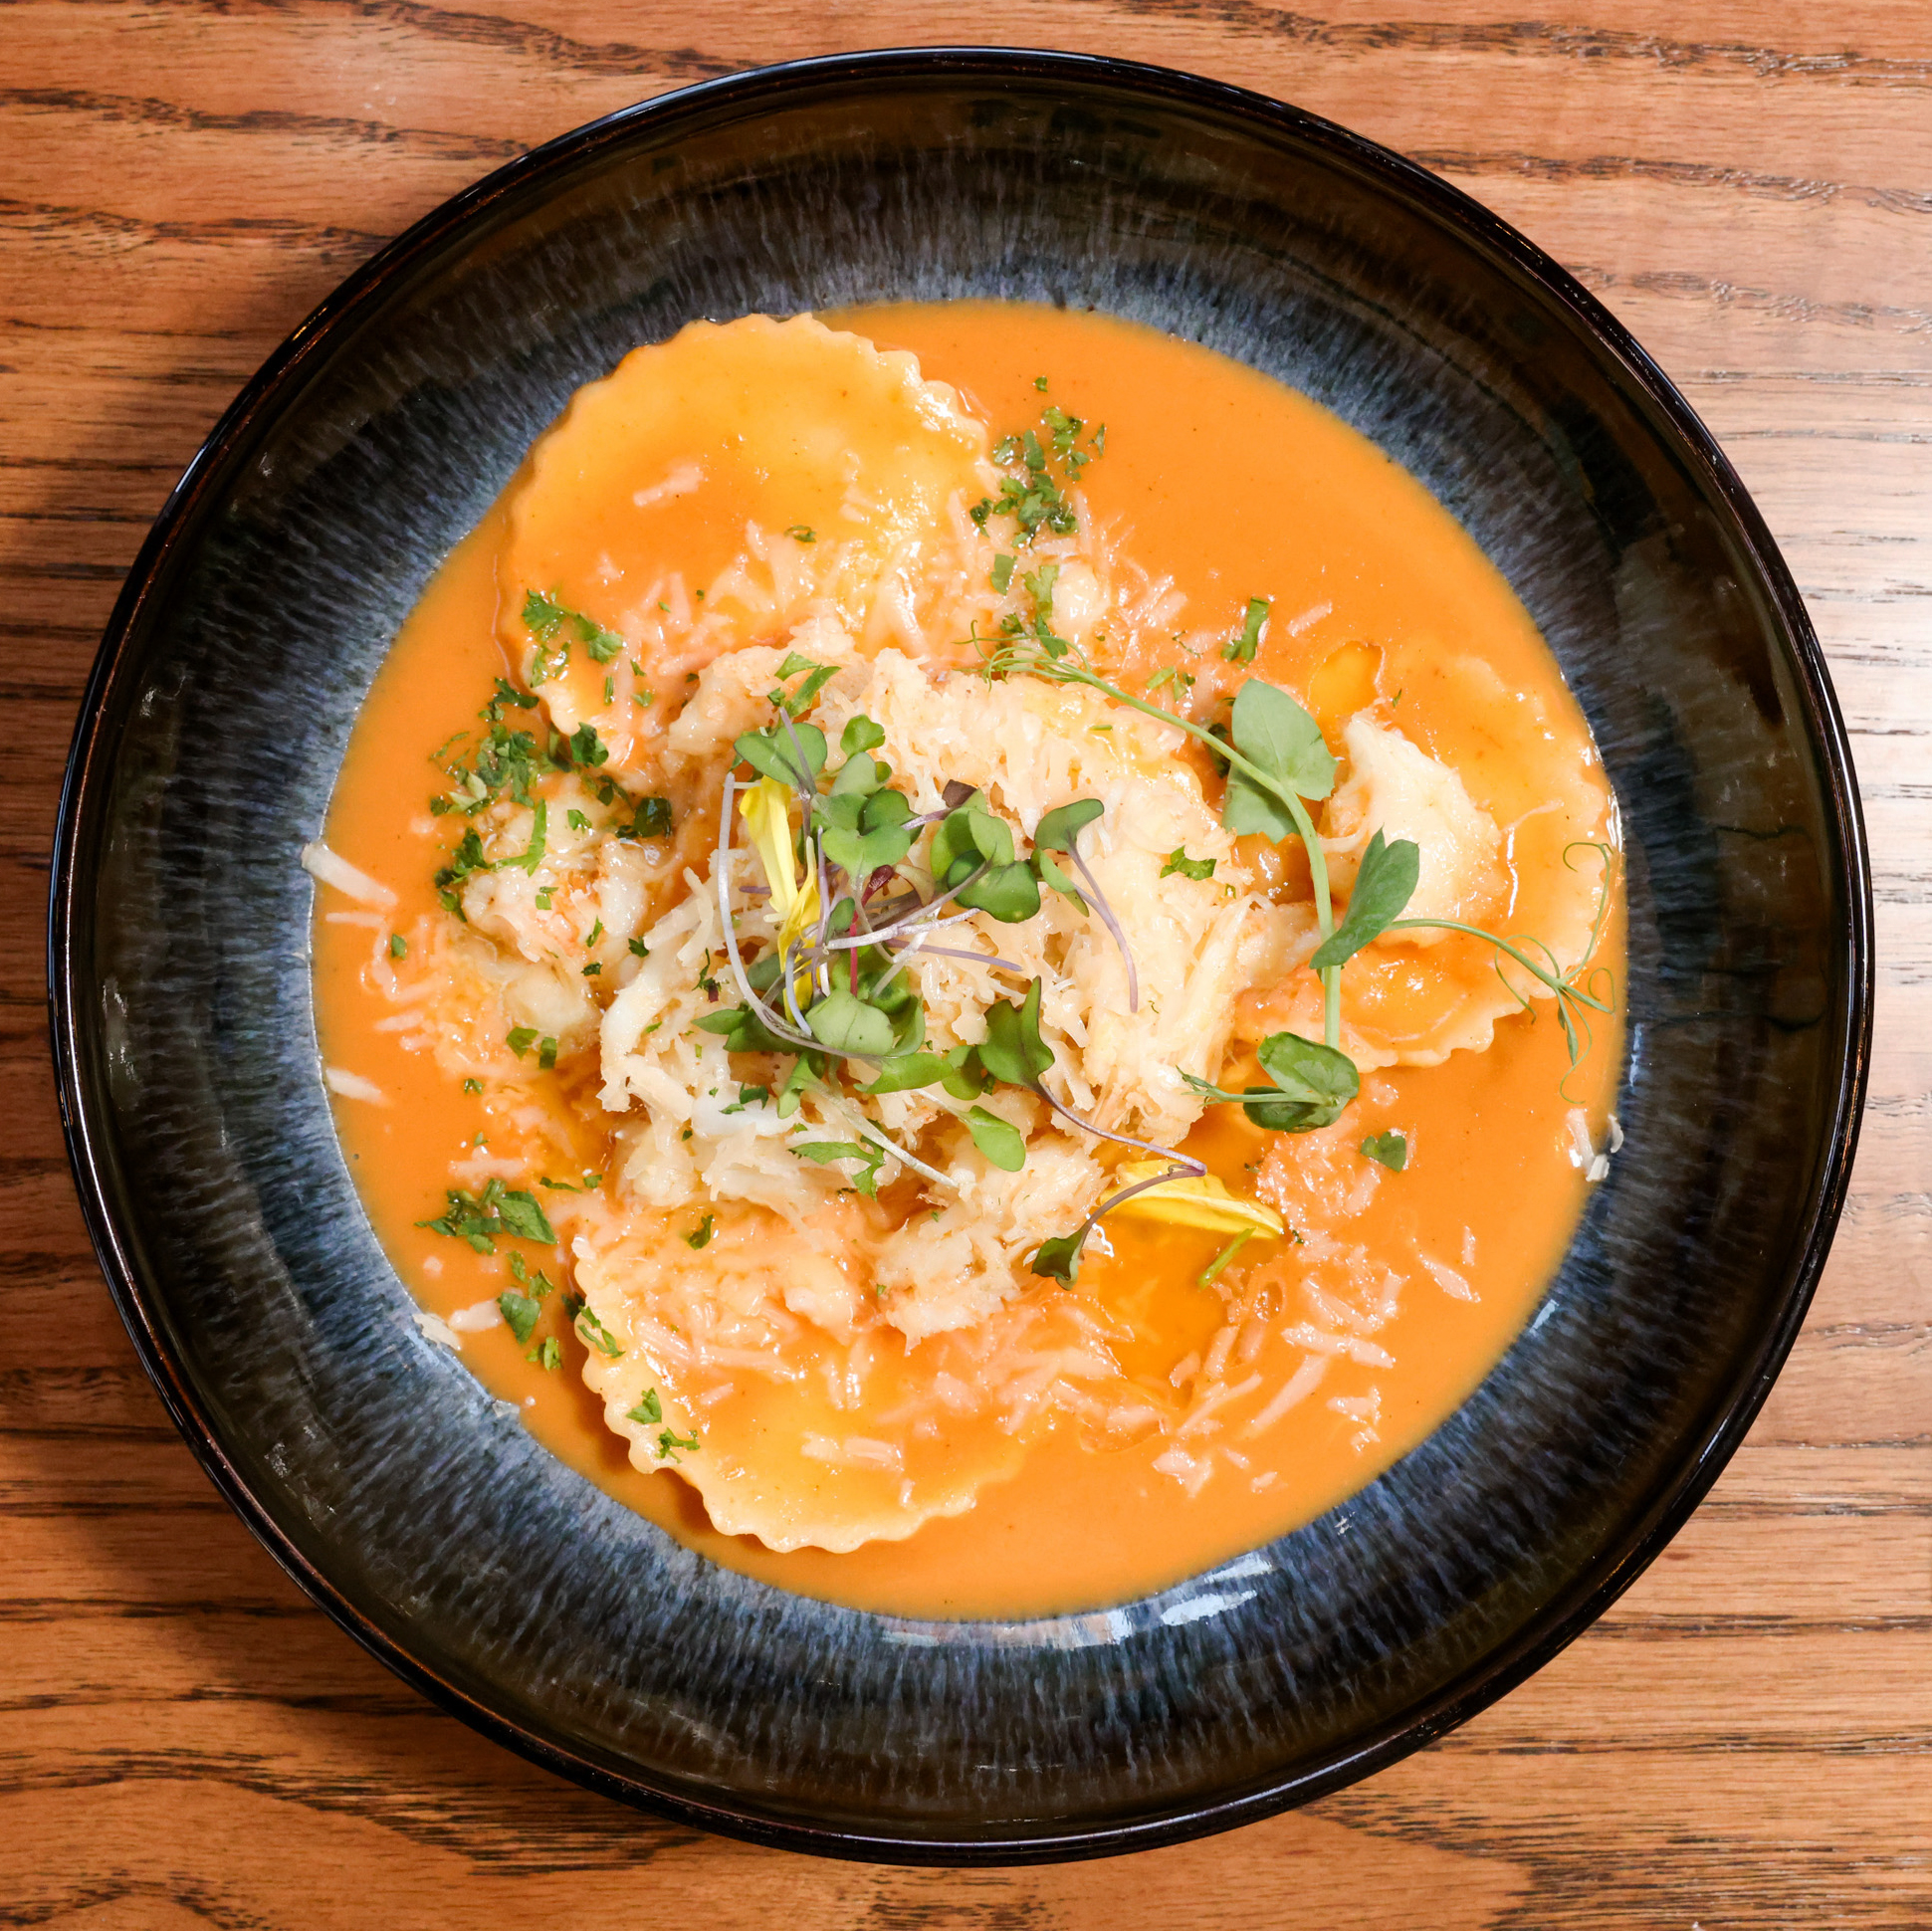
[498,1289,540,1344]
[1161,848,1216,882]
[416,1179,555,1253]
[1221,596,1271,663]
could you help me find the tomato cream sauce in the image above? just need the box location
[314,302,1621,1619]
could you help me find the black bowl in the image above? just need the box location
[50,48,1870,1861]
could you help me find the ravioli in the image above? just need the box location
[496,315,996,773]
[1237,667,1613,1070]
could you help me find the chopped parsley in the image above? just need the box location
[498,1289,540,1344]
[969,396,1103,543]
[626,1389,663,1425]
[574,1302,625,1358]
[784,525,816,542]
[389,933,407,959]
[523,587,625,671]
[1161,848,1216,881]
[1221,596,1272,663]
[623,795,674,839]
[655,1427,700,1462]
[683,1212,716,1250]
[501,797,547,876]
[416,1179,555,1253]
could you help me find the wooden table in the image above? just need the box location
[6,4,1927,1923]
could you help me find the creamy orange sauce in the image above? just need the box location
[314,303,1621,1619]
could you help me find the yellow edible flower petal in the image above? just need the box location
[740,776,820,953]
[741,777,799,915]
[1105,1162,1284,1239]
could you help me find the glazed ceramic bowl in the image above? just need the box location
[50,49,1870,1861]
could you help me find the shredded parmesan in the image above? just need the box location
[301,839,395,909]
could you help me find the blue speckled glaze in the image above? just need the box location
[52,51,1868,1862]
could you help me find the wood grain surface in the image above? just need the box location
[5,3,1928,1924]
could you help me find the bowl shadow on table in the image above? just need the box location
[53,59,1863,1858]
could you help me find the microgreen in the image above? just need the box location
[791,1140,887,1197]
[1032,798,1103,853]
[1026,1157,1205,1288]
[976,640,1346,1045]
[1360,1130,1408,1171]
[1309,830,1421,970]
[965,1106,1026,1172]
[735,719,826,788]
[816,781,916,881]
[1183,1028,1361,1133]
[804,986,898,1056]
[1388,841,1619,1086]
[1198,1229,1254,1288]
[974,979,1055,1088]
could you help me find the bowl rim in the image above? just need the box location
[48,44,1874,1865]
